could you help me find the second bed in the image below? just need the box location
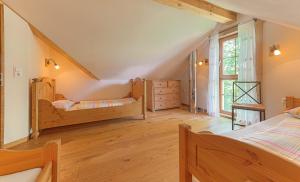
[31,77,147,139]
[179,96,300,182]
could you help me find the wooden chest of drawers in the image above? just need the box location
[146,80,181,111]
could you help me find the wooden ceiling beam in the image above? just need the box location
[154,0,237,23]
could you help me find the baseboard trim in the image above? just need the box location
[181,104,208,114]
[197,107,208,114]
[3,136,29,149]
[181,103,190,107]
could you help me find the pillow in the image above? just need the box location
[286,107,300,119]
[52,100,75,110]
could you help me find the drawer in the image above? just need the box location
[155,101,167,110]
[154,87,180,95]
[153,81,167,88]
[168,81,180,88]
[154,94,180,102]
[155,101,181,110]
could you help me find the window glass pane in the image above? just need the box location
[222,80,234,112]
[222,37,238,76]
[223,39,236,58]
[222,57,236,75]
[220,35,240,115]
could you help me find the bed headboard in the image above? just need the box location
[130,77,146,100]
[285,96,300,110]
[31,77,56,139]
[32,77,56,103]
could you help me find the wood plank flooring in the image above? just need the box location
[14,109,231,182]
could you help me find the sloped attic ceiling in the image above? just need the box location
[207,0,300,29]
[3,0,217,79]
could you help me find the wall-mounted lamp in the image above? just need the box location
[45,58,60,70]
[270,45,281,56]
[198,59,209,66]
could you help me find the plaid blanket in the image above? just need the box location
[69,98,135,111]
[240,117,300,162]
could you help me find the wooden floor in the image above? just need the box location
[15,108,231,182]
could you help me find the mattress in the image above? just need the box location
[68,97,136,111]
[0,168,41,182]
[225,113,300,164]
[225,113,288,138]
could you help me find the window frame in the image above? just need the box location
[219,34,238,116]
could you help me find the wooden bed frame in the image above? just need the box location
[31,77,146,139]
[285,96,300,110]
[0,140,60,182]
[179,96,300,182]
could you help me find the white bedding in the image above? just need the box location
[68,98,136,111]
[225,113,300,164]
[0,168,41,182]
[225,113,289,138]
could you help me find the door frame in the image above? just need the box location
[0,3,4,148]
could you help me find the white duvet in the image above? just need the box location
[68,98,136,111]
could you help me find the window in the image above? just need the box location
[219,34,239,115]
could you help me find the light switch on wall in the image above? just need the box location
[13,66,23,78]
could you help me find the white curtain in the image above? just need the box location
[189,50,197,113]
[207,34,220,117]
[236,21,260,125]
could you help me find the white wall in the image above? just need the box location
[45,49,131,101]
[44,33,210,102]
[196,40,210,110]
[3,0,217,80]
[171,33,213,106]
[2,5,133,143]
[3,6,51,143]
[3,5,132,144]
[262,22,300,118]
[174,57,189,105]
[185,20,300,118]
[189,15,261,111]
[3,2,216,143]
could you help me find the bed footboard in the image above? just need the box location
[131,78,147,119]
[179,124,300,182]
[0,140,60,182]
